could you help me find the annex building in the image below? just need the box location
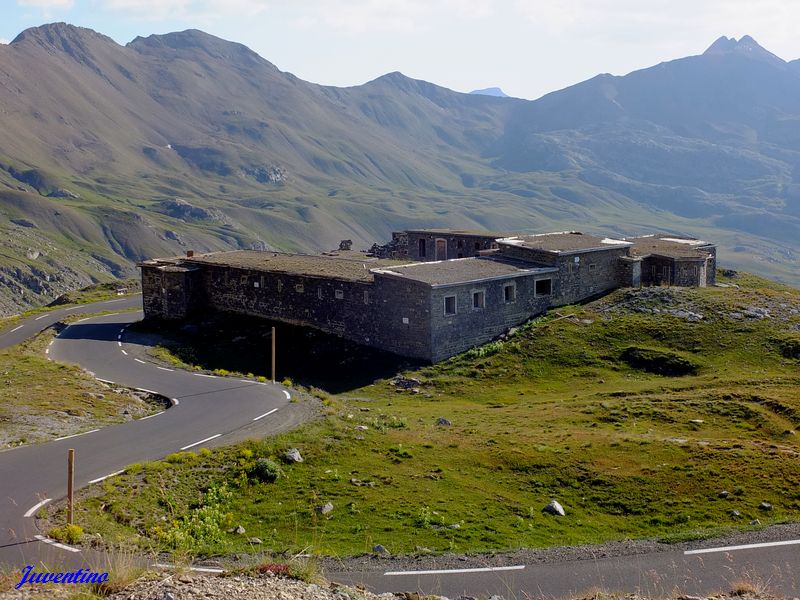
[140,230,716,363]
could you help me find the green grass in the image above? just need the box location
[69,274,800,558]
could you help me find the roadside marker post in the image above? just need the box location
[271,326,276,384]
[67,449,74,525]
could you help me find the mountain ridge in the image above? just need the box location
[0,23,798,314]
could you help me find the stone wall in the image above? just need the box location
[196,265,434,360]
[429,274,550,362]
[141,265,202,320]
[408,232,500,262]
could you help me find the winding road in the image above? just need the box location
[0,296,799,597]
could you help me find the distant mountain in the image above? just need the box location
[469,87,509,98]
[0,26,798,312]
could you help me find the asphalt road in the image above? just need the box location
[0,295,295,571]
[1,295,799,598]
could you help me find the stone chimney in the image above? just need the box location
[186,250,194,258]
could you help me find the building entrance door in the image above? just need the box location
[435,238,447,261]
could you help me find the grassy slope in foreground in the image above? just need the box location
[67,272,800,558]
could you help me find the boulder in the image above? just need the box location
[436,417,452,427]
[542,500,566,516]
[372,544,390,555]
[247,537,263,545]
[317,502,334,515]
[759,501,773,511]
[283,448,303,463]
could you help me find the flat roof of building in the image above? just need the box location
[404,228,514,238]
[497,231,631,254]
[627,235,714,260]
[372,256,556,287]
[154,251,406,283]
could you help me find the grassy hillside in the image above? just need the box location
[60,273,800,558]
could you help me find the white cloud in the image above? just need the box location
[96,0,268,20]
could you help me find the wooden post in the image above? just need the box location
[67,449,74,526]
[271,326,276,384]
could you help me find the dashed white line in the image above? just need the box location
[10,325,23,333]
[134,358,146,364]
[157,366,174,372]
[117,335,122,340]
[151,563,224,574]
[685,539,800,555]
[283,390,291,400]
[139,411,165,420]
[76,317,91,323]
[88,470,125,484]
[105,312,119,317]
[384,565,526,576]
[180,433,221,450]
[253,408,279,421]
[65,306,80,312]
[34,314,51,321]
[24,498,52,518]
[194,373,217,378]
[54,429,100,441]
[34,535,80,553]
[45,348,49,355]
[118,341,122,346]
[121,349,128,355]
[136,388,158,395]
[104,299,124,303]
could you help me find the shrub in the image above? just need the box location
[49,524,83,544]
[249,458,283,483]
[777,334,800,359]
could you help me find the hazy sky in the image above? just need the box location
[2,0,799,99]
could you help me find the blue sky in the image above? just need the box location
[2,0,798,99]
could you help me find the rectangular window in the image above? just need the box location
[318,287,323,299]
[504,283,516,303]
[535,279,552,296]
[472,290,486,309]
[295,284,304,293]
[589,264,596,271]
[254,281,260,288]
[335,289,344,300]
[444,295,457,316]
[363,290,369,304]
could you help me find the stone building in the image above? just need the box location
[140,230,716,363]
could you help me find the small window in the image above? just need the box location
[254,281,260,289]
[588,264,596,271]
[402,317,409,324]
[472,290,486,309]
[317,287,323,299]
[457,252,464,258]
[418,238,426,258]
[504,283,516,303]
[335,289,344,300]
[295,283,304,293]
[535,279,552,296]
[363,290,369,304]
[277,280,283,292]
[474,242,481,250]
[241,275,248,284]
[457,239,464,249]
[444,295,457,316]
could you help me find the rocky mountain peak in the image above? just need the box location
[11,22,116,49]
[127,29,272,69]
[703,34,784,66]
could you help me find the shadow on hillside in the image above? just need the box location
[129,311,422,393]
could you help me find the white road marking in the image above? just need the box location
[34,535,81,553]
[88,470,125,484]
[134,358,146,364]
[157,366,174,372]
[139,411,165,420]
[54,429,100,441]
[48,340,54,346]
[34,314,51,321]
[10,325,23,333]
[104,299,124,303]
[121,349,128,355]
[76,317,90,323]
[194,373,217,378]
[151,563,224,574]
[65,306,80,311]
[239,379,252,384]
[24,498,52,518]
[384,565,526,576]
[171,398,180,405]
[253,408,279,421]
[283,390,291,400]
[117,335,122,340]
[117,341,122,346]
[105,312,119,317]
[136,388,158,395]
[180,433,221,450]
[97,378,115,384]
[685,539,800,555]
